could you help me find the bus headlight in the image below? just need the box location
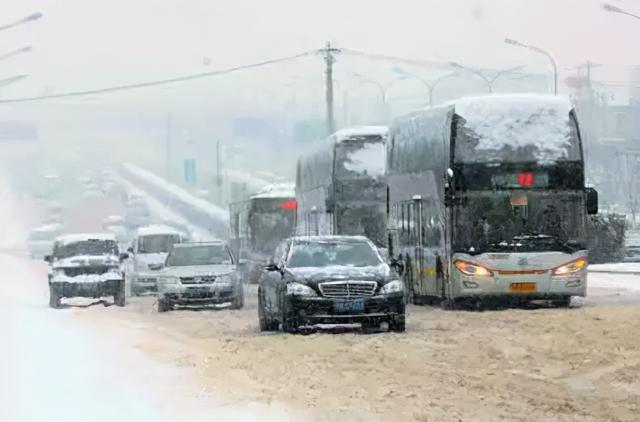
[286,282,317,296]
[380,280,404,295]
[553,258,587,275]
[454,260,493,277]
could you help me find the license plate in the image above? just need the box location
[334,298,365,314]
[510,282,537,293]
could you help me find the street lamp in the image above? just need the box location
[0,46,33,63]
[505,38,558,95]
[449,62,524,93]
[602,3,640,20]
[352,73,388,104]
[392,67,458,106]
[0,12,43,33]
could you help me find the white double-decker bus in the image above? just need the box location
[295,126,388,247]
[386,95,598,308]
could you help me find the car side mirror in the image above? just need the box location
[265,263,280,272]
[44,254,52,263]
[127,247,134,253]
[586,188,598,215]
[390,258,405,276]
[119,252,129,261]
[148,263,164,271]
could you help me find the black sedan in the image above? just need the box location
[258,236,405,333]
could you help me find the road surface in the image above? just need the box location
[4,177,640,421]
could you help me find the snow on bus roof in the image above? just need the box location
[251,182,295,199]
[332,126,388,143]
[135,224,182,237]
[451,94,575,164]
[55,233,116,245]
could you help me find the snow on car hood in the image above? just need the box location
[136,253,168,267]
[52,255,119,269]
[52,272,122,284]
[287,264,391,286]
[159,264,236,278]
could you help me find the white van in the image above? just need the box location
[124,225,186,295]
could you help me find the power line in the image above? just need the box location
[0,49,316,104]
[341,48,446,69]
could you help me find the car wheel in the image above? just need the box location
[231,284,244,310]
[389,315,406,333]
[280,290,297,333]
[258,288,271,331]
[114,279,126,307]
[49,284,61,309]
[553,296,572,308]
[157,298,172,313]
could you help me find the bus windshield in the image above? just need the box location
[453,98,581,164]
[249,198,296,254]
[453,191,584,253]
[335,136,386,179]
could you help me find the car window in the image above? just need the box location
[166,245,233,267]
[287,240,382,268]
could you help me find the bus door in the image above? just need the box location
[412,196,440,301]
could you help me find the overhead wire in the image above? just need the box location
[0,49,317,104]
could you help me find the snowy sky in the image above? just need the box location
[0,0,638,107]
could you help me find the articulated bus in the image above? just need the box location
[386,95,598,307]
[229,183,297,282]
[296,126,388,247]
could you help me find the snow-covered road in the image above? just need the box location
[0,180,296,422]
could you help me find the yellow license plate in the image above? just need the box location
[510,282,537,293]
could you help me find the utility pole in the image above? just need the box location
[320,42,341,136]
[216,140,223,205]
[165,113,172,181]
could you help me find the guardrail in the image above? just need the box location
[121,163,229,239]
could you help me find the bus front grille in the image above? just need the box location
[318,281,377,298]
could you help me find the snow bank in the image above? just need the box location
[122,163,228,223]
[589,263,640,274]
[343,141,386,176]
[251,182,295,199]
[453,95,575,164]
[332,126,388,144]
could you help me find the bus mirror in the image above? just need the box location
[586,188,598,215]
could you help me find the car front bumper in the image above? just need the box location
[130,272,159,294]
[50,279,122,298]
[160,284,239,305]
[285,294,405,326]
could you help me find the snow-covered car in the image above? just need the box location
[46,233,125,309]
[27,223,63,259]
[258,235,405,333]
[156,241,243,312]
[124,225,186,295]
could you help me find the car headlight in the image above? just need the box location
[286,282,317,296]
[380,279,404,295]
[158,276,179,285]
[553,258,587,275]
[214,274,234,288]
[454,260,493,277]
[53,268,66,277]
